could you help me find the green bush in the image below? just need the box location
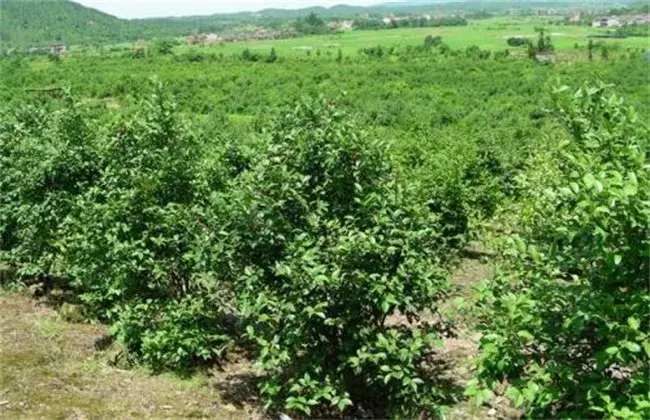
[506,37,528,47]
[61,84,207,315]
[424,35,443,48]
[113,296,232,371]
[154,39,175,55]
[56,84,236,371]
[469,84,650,418]
[0,99,99,281]
[225,97,453,417]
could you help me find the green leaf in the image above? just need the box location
[517,330,534,342]
[594,181,603,193]
[623,341,641,353]
[623,183,637,196]
[627,317,640,330]
[475,388,493,407]
[506,386,525,407]
[337,397,352,411]
[381,300,390,314]
[643,341,650,358]
[614,254,622,266]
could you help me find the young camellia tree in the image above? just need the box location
[154,39,175,55]
[468,84,650,418]
[61,83,233,370]
[0,97,99,284]
[223,97,457,417]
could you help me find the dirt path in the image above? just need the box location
[0,293,259,419]
[443,257,521,420]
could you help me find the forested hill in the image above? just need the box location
[0,0,246,48]
[0,0,355,48]
[0,0,130,47]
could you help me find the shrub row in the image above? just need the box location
[3,80,644,418]
[0,84,469,417]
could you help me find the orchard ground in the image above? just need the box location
[0,257,507,419]
[0,290,261,419]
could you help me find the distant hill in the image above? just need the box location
[0,0,131,47]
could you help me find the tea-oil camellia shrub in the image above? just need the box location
[0,99,99,282]
[468,84,650,418]
[59,84,234,369]
[224,97,455,417]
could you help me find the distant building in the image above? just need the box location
[592,17,621,28]
[204,33,220,45]
[537,9,557,16]
[328,20,354,32]
[185,33,221,46]
[382,17,393,25]
[535,52,556,64]
[568,13,581,24]
[626,14,650,25]
[50,43,66,55]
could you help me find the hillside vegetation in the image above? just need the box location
[0,0,128,47]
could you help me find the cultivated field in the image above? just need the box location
[175,16,649,56]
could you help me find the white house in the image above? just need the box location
[50,43,67,55]
[592,17,621,27]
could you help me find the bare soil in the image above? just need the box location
[0,292,260,419]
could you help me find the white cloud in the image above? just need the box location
[74,0,393,19]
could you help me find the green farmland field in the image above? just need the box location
[176,16,649,57]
